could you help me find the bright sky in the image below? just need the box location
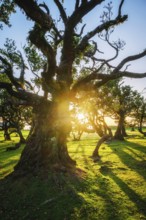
[0,0,146,96]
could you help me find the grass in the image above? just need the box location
[0,130,146,220]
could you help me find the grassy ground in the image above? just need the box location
[0,130,146,220]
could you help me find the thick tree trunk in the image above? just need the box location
[122,124,128,137]
[13,101,76,176]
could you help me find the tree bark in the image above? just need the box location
[17,128,26,144]
[92,134,110,161]
[114,113,125,140]
[122,124,128,137]
[138,105,146,136]
[4,129,11,141]
[13,101,76,176]
[3,122,11,141]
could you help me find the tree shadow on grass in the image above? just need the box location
[100,167,146,217]
[0,172,88,220]
[92,175,124,220]
[1,137,146,220]
[125,140,146,154]
[108,140,146,180]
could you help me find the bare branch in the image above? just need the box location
[69,0,104,28]
[118,0,125,18]
[112,50,146,74]
[54,0,68,24]
[74,24,86,37]
[76,14,127,55]
[116,70,146,79]
[39,2,50,15]
[104,31,119,62]
[72,49,146,93]
[75,0,80,10]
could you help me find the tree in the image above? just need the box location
[110,81,143,140]
[0,90,33,149]
[1,0,146,176]
[74,90,113,136]
[101,80,138,140]
[95,79,143,140]
[133,98,146,136]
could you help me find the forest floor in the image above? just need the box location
[0,130,146,220]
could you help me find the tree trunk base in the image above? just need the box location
[114,135,125,141]
[138,128,146,137]
[10,134,76,178]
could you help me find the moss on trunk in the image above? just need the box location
[13,101,76,177]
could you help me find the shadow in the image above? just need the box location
[92,175,124,220]
[108,140,146,180]
[126,147,145,160]
[0,173,87,220]
[100,168,146,216]
[0,135,146,220]
[125,140,146,154]
[1,159,18,169]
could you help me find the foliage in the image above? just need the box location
[0,0,15,29]
[0,86,32,143]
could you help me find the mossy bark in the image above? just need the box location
[13,101,76,176]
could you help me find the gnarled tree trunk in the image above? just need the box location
[14,101,76,176]
[92,134,111,162]
[91,119,113,162]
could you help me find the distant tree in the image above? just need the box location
[0,0,146,176]
[99,79,143,140]
[70,105,85,141]
[77,91,113,137]
[71,90,113,160]
[112,82,142,140]
[0,89,32,147]
[0,42,32,146]
[136,99,146,136]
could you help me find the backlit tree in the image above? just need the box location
[0,0,146,176]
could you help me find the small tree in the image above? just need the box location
[0,89,33,145]
[110,82,142,140]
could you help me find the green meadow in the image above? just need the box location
[0,130,146,220]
